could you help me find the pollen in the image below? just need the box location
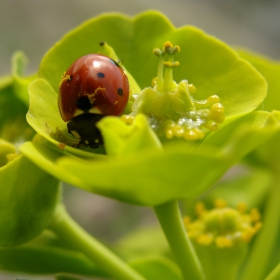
[184,200,262,248]
[121,114,135,125]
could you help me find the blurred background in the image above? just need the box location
[1,0,280,279]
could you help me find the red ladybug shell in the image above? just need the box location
[59,54,129,122]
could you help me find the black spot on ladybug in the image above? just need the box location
[67,75,73,82]
[76,96,92,112]
[117,88,124,96]
[97,72,105,78]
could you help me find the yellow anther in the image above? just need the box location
[120,115,134,125]
[208,95,220,104]
[188,84,196,94]
[250,208,261,222]
[197,234,213,245]
[210,103,225,124]
[236,202,247,213]
[151,77,158,87]
[205,121,219,132]
[195,202,206,216]
[215,236,233,248]
[165,129,174,139]
[193,128,205,139]
[173,125,185,137]
[153,48,163,57]
[183,129,198,140]
[173,45,181,53]
[214,198,227,209]
[164,41,173,54]
[211,102,224,113]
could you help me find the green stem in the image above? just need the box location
[240,174,280,280]
[154,200,205,280]
[49,204,146,280]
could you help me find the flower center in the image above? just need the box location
[123,41,225,141]
[184,199,262,248]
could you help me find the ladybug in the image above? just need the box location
[58,54,129,148]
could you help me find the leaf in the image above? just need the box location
[115,226,169,260]
[201,111,280,163]
[237,49,280,112]
[0,155,60,246]
[264,263,280,280]
[20,140,230,206]
[11,51,37,105]
[203,166,272,209]
[39,11,266,122]
[0,245,105,276]
[0,75,31,142]
[130,256,182,280]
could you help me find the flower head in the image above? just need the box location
[124,42,225,142]
[184,199,262,248]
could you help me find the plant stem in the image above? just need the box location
[154,200,205,280]
[49,204,146,280]
[240,174,280,280]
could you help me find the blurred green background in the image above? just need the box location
[0,0,280,279]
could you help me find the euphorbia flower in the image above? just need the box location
[183,200,262,280]
[20,11,275,206]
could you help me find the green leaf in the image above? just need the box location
[115,226,169,260]
[201,111,280,163]
[0,75,32,142]
[97,114,162,156]
[237,49,280,112]
[265,263,280,280]
[202,166,272,209]
[0,155,60,246]
[130,256,182,280]
[20,140,230,206]
[39,11,266,122]
[0,245,105,276]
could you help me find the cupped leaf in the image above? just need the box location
[130,256,182,280]
[237,49,280,112]
[0,155,60,246]
[20,139,230,206]
[39,11,266,122]
[21,111,279,206]
[201,111,280,163]
[97,114,162,156]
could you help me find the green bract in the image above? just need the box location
[237,50,280,167]
[22,11,272,206]
[0,154,60,246]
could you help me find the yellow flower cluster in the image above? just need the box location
[184,199,262,248]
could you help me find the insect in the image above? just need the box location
[58,54,129,148]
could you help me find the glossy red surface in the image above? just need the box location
[59,54,129,122]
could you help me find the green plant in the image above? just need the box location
[1,10,280,280]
